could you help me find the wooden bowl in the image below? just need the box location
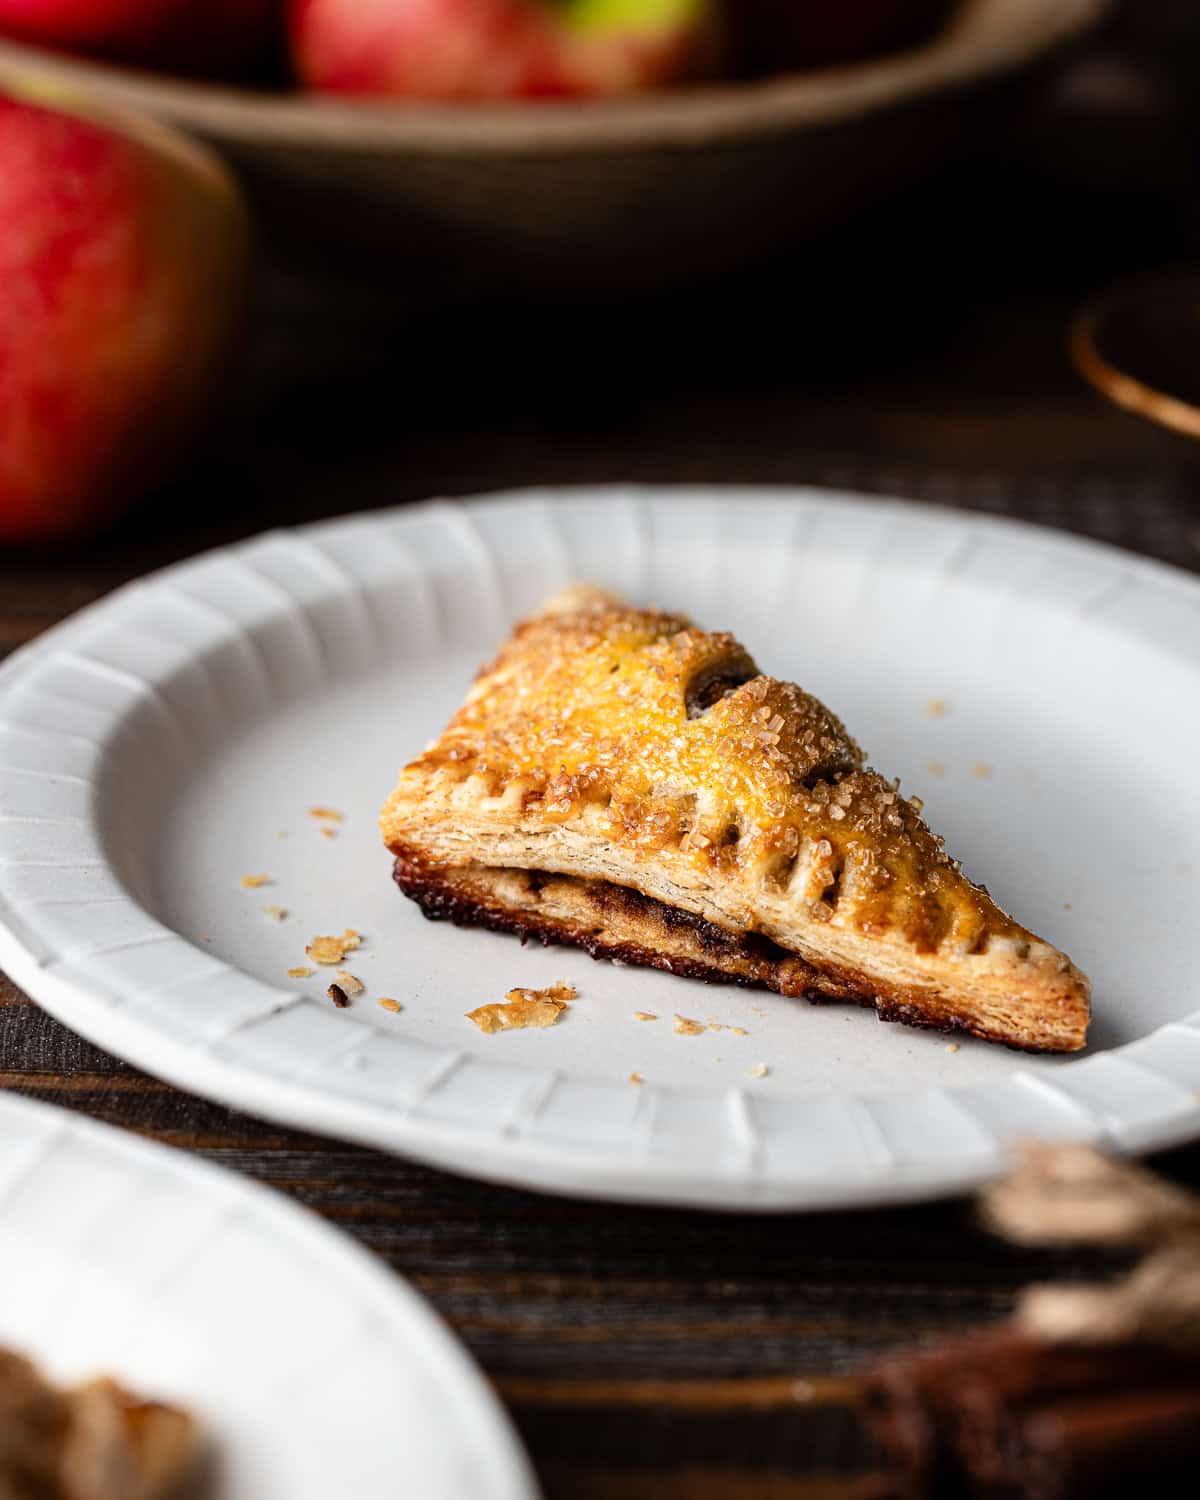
[0,0,1106,295]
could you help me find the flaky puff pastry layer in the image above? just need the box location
[381,587,1090,1052]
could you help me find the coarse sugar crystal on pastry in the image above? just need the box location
[380,586,1090,1053]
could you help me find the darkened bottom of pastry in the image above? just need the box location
[390,847,1060,1050]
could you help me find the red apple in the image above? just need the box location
[0,91,250,543]
[289,0,715,101]
[0,1,278,76]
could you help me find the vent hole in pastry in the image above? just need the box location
[685,664,757,719]
[720,822,740,847]
[769,851,800,890]
[796,763,858,794]
[819,857,845,912]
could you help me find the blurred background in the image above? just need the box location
[3,8,1200,1495]
[2,0,1199,628]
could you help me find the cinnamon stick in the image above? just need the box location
[861,1324,1016,1498]
[953,1336,1194,1487]
[862,1150,1200,1497]
[861,1325,1199,1498]
[1008,1385,1200,1500]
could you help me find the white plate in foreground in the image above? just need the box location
[0,1090,536,1499]
[2,487,1199,1211]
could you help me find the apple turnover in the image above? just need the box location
[381,586,1089,1052]
[0,1346,196,1500]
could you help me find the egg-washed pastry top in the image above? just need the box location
[380,586,1090,1052]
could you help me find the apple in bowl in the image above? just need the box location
[0,92,249,543]
[289,0,717,100]
[0,1,277,74]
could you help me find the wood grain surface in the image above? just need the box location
[3,13,1200,1495]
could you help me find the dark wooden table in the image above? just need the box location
[5,11,1200,1496]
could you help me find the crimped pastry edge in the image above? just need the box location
[390,846,1088,1053]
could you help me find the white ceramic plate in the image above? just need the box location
[0,1090,536,1499]
[2,487,1200,1212]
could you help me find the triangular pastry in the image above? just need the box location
[381,586,1090,1052]
[0,1347,196,1500]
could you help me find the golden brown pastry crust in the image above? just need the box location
[0,1349,195,1500]
[381,587,1090,1052]
[0,1347,68,1499]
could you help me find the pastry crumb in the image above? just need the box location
[306,929,361,965]
[309,806,344,821]
[629,1071,644,1086]
[674,1014,705,1037]
[516,980,576,1004]
[497,980,576,1006]
[925,760,946,777]
[327,983,350,1008]
[319,826,337,839]
[633,1010,657,1022]
[261,904,287,922]
[972,761,993,780]
[748,1062,769,1079]
[276,831,288,839]
[732,1026,747,1038]
[287,966,313,979]
[378,997,402,1014]
[335,969,364,997]
[465,998,565,1034]
[926,698,950,718]
[1063,902,1073,911]
[467,982,572,1034]
[945,1042,960,1054]
[239,873,270,888]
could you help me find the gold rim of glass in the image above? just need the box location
[1069,267,1200,442]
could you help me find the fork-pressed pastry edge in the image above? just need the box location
[390,846,1087,1052]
